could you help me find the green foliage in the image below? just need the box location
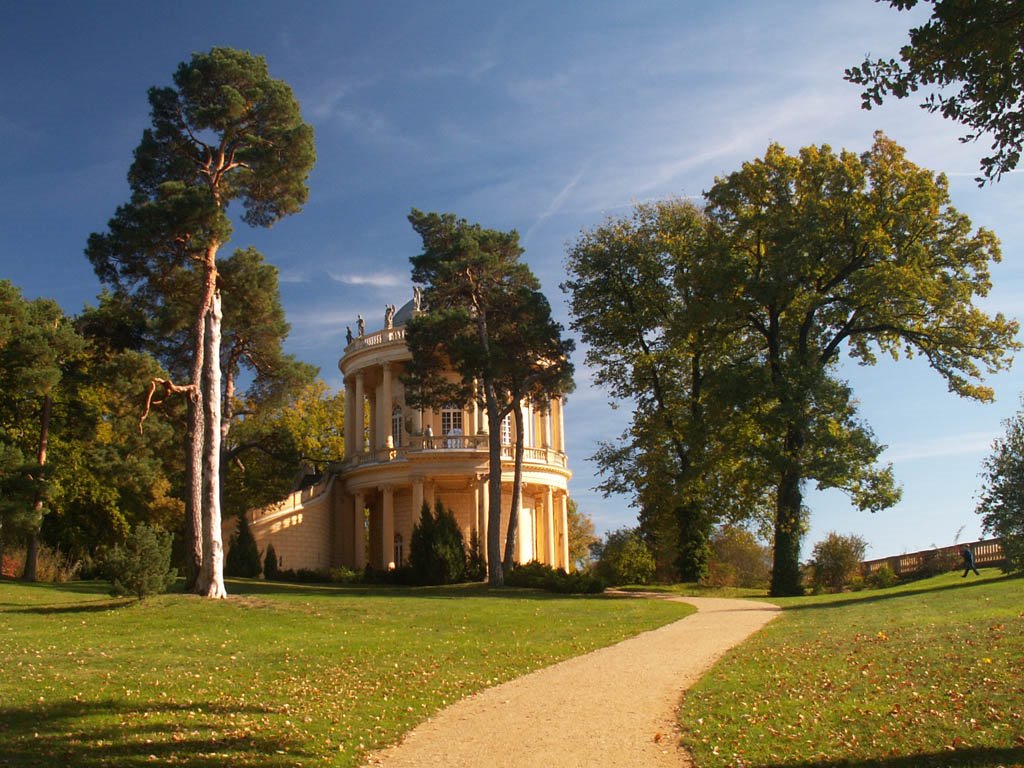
[263,542,280,580]
[566,498,599,573]
[707,526,771,589]
[102,523,177,599]
[566,135,1018,597]
[465,530,487,582]
[680,572,1021,766]
[809,532,868,593]
[846,0,1024,183]
[866,564,898,590]
[976,404,1024,572]
[505,560,605,594]
[593,527,657,586]
[224,514,261,578]
[408,500,467,585]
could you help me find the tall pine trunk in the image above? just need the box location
[503,402,525,574]
[483,382,504,587]
[199,288,227,598]
[22,394,51,583]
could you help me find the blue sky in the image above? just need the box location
[3,1,1022,559]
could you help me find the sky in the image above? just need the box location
[2,1,1022,560]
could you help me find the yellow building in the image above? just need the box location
[242,294,572,574]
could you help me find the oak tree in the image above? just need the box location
[846,0,1024,183]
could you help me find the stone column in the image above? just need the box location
[412,476,424,519]
[353,492,366,569]
[545,486,555,566]
[368,394,377,454]
[381,486,394,570]
[355,373,366,454]
[543,408,553,449]
[557,397,566,453]
[381,362,393,450]
[560,493,570,571]
[344,377,354,459]
[424,407,434,447]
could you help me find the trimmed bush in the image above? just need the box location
[809,532,867,593]
[866,565,898,589]
[593,527,656,586]
[505,560,605,594]
[102,523,176,599]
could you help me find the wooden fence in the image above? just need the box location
[860,538,1005,578]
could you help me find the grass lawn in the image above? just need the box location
[679,570,1024,768]
[0,578,691,767]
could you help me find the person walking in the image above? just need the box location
[961,544,980,577]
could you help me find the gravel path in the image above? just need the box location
[363,595,780,768]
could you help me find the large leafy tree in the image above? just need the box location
[564,135,1017,596]
[845,0,1024,184]
[564,200,767,582]
[976,402,1024,571]
[404,210,571,586]
[87,48,315,597]
[707,133,1015,594]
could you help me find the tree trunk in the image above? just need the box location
[22,393,51,583]
[483,382,504,587]
[503,402,525,574]
[770,425,806,596]
[185,246,219,593]
[199,289,227,598]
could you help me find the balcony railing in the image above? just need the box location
[345,327,406,354]
[344,435,568,469]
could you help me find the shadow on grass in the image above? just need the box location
[755,745,1024,767]
[780,571,1020,612]
[0,698,311,768]
[2,599,134,615]
[226,578,610,602]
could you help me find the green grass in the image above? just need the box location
[0,578,692,767]
[679,569,1024,767]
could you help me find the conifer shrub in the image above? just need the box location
[102,523,176,599]
[225,514,261,578]
[408,500,466,585]
[263,543,280,580]
[466,530,487,582]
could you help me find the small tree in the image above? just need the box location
[707,526,771,588]
[976,405,1024,572]
[409,500,467,585]
[263,542,280,580]
[566,498,599,573]
[103,523,177,599]
[225,513,261,578]
[809,532,868,593]
[593,527,656,586]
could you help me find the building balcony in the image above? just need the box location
[343,435,569,471]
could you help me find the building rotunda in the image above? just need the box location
[238,292,573,575]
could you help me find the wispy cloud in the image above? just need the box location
[326,271,405,288]
[883,431,996,462]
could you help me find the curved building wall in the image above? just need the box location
[238,296,573,574]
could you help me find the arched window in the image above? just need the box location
[501,413,512,446]
[392,406,403,448]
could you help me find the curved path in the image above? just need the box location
[363,595,780,768]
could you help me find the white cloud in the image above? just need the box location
[883,432,996,462]
[327,271,405,288]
